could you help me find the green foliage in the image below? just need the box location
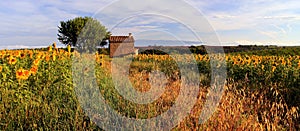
[140,49,168,55]
[233,46,300,56]
[189,45,207,54]
[98,48,109,55]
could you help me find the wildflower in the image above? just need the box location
[8,56,17,65]
[0,65,2,72]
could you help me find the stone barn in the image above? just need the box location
[109,33,135,57]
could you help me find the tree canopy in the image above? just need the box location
[57,16,111,51]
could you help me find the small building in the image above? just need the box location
[109,33,135,57]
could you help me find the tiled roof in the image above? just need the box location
[109,36,134,43]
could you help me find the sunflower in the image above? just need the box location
[278,59,285,66]
[24,70,30,78]
[45,54,50,62]
[253,58,259,65]
[33,59,40,66]
[8,56,17,65]
[0,65,2,72]
[245,56,250,61]
[48,46,53,52]
[16,69,24,79]
[52,53,56,61]
[36,52,44,59]
[257,58,262,64]
[16,68,30,80]
[20,52,26,59]
[29,51,33,59]
[30,66,38,75]
[0,52,3,59]
[13,51,21,57]
[272,62,278,67]
[237,58,242,63]
[233,61,238,65]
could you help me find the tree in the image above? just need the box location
[57,16,110,52]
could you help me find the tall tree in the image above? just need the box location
[57,16,109,51]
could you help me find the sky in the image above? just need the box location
[0,0,300,49]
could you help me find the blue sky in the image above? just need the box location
[0,0,300,49]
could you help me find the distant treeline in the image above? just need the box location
[138,45,300,56]
[8,45,300,56]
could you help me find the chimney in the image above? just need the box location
[129,33,132,37]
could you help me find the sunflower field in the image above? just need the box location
[0,44,299,130]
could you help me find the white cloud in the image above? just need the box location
[0,0,114,46]
[1,0,300,48]
[258,30,278,39]
[233,40,300,46]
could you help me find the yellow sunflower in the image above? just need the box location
[48,46,53,52]
[16,68,30,80]
[20,52,26,59]
[45,54,50,62]
[33,59,40,66]
[8,56,17,65]
[13,51,21,57]
[30,66,38,75]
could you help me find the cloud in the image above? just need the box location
[0,0,300,48]
[0,0,111,47]
[188,0,300,30]
[232,40,300,46]
[258,30,278,39]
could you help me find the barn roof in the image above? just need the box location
[109,33,134,43]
